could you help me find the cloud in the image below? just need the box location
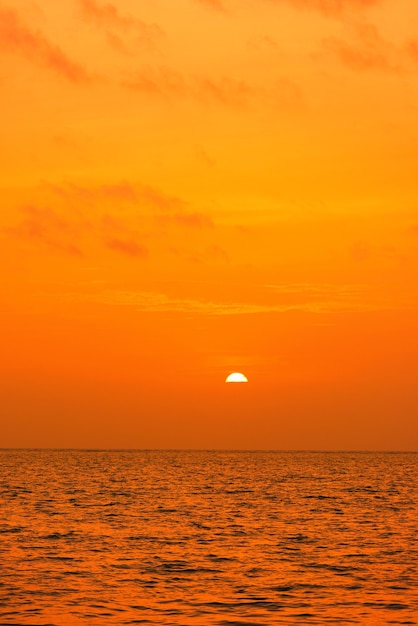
[51,180,186,212]
[122,66,189,98]
[42,179,216,265]
[206,244,229,262]
[137,184,186,212]
[48,180,194,213]
[104,31,131,55]
[194,0,228,14]
[106,237,148,258]
[5,206,84,256]
[122,66,301,111]
[266,282,370,295]
[196,76,254,107]
[0,7,91,82]
[324,22,400,72]
[49,181,138,204]
[195,0,381,18]
[349,241,407,265]
[406,40,418,63]
[78,0,164,51]
[194,145,216,168]
[66,285,393,315]
[122,66,255,107]
[46,179,203,228]
[274,0,381,17]
[247,35,280,52]
[4,197,155,259]
[66,289,307,314]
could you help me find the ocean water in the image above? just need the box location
[0,450,417,626]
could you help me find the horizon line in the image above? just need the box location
[1,448,416,453]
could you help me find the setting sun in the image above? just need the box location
[225,372,248,383]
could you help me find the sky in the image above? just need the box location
[1,0,418,450]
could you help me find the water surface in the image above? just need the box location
[1,450,417,625]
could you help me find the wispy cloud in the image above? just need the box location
[5,206,85,256]
[266,282,374,304]
[122,66,187,97]
[122,66,255,107]
[195,0,228,13]
[78,0,164,51]
[64,281,402,315]
[42,179,214,258]
[197,76,255,107]
[247,35,280,53]
[45,179,214,233]
[137,184,186,212]
[324,22,400,72]
[122,66,302,110]
[323,22,418,73]
[136,185,215,229]
[49,181,138,204]
[405,39,418,63]
[50,180,186,212]
[0,7,91,82]
[195,0,381,18]
[106,237,148,258]
[274,0,381,18]
[194,145,216,168]
[349,241,408,265]
[4,179,217,262]
[65,289,315,314]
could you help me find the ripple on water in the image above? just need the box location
[0,450,417,625]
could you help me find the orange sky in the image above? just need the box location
[1,0,417,449]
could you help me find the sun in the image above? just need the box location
[225,372,248,383]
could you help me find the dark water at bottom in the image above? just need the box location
[0,450,417,625]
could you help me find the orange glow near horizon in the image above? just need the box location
[1,0,418,449]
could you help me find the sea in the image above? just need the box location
[0,450,417,625]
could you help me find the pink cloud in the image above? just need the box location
[0,8,91,82]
